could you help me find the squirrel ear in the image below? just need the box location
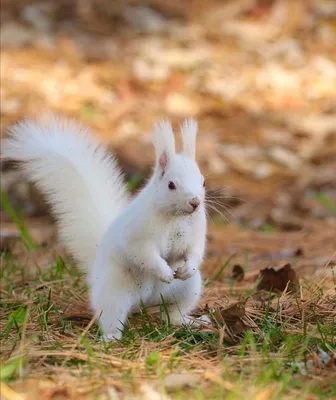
[180,118,198,160]
[158,152,168,176]
[153,119,175,176]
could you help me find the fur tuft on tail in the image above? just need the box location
[1,115,129,269]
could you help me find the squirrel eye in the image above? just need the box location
[203,180,206,187]
[168,181,176,190]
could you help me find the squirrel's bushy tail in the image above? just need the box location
[1,115,129,269]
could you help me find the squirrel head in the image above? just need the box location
[152,119,205,216]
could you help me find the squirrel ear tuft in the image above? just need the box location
[180,118,198,160]
[152,119,175,176]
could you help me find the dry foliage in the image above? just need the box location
[1,0,336,399]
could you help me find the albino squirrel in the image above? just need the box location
[2,115,208,340]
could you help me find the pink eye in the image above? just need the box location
[168,181,176,190]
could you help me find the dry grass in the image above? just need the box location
[0,231,335,399]
[1,0,336,398]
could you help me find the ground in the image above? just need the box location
[0,1,335,399]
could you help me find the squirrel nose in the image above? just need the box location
[189,197,200,210]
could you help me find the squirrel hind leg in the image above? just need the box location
[91,284,133,341]
[101,331,122,342]
[96,298,132,341]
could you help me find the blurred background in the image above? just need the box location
[1,0,336,257]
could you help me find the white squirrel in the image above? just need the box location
[2,115,207,340]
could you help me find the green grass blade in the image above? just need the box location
[0,189,38,251]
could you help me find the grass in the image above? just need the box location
[127,172,144,192]
[0,189,38,251]
[315,192,336,216]
[0,202,335,399]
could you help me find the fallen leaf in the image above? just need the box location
[213,301,248,343]
[257,263,299,293]
[218,301,246,325]
[234,319,247,335]
[231,264,244,281]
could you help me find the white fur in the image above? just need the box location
[2,115,207,340]
[152,119,176,170]
[180,118,198,160]
[1,116,129,269]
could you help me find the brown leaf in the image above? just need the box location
[231,264,244,281]
[219,301,246,325]
[234,319,247,335]
[214,302,247,344]
[257,263,299,293]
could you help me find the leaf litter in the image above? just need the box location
[256,263,299,293]
[1,0,336,399]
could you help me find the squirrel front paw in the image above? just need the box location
[174,261,197,281]
[157,265,174,284]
